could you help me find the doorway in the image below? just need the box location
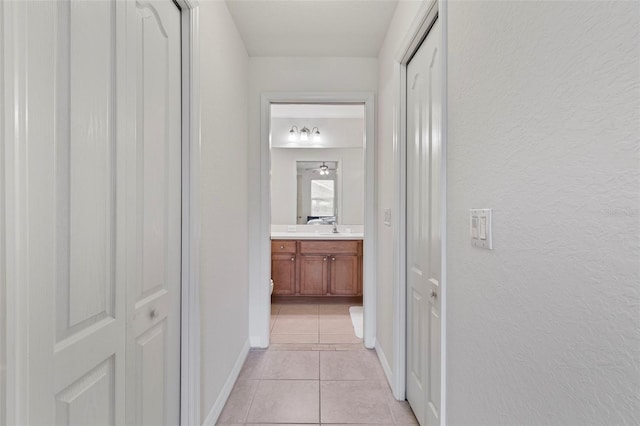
[251,92,376,349]
[269,103,366,343]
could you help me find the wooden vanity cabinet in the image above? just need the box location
[271,241,296,295]
[271,239,362,297]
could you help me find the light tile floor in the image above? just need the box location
[217,302,418,425]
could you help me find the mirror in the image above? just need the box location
[296,161,338,224]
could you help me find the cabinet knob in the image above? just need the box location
[332,257,336,261]
[280,245,284,249]
[323,257,327,261]
[291,257,295,261]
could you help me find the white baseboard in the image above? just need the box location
[249,335,268,348]
[202,339,250,425]
[375,341,394,392]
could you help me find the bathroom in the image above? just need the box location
[269,103,366,345]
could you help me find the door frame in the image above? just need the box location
[253,92,377,348]
[1,1,202,424]
[391,0,448,423]
[175,1,201,425]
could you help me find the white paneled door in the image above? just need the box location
[126,0,182,425]
[5,0,182,424]
[406,18,442,426]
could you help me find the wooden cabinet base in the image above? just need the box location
[272,295,363,304]
[271,239,363,297]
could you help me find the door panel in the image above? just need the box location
[126,0,181,425]
[272,254,296,295]
[55,357,115,426]
[56,0,116,342]
[52,0,123,416]
[330,255,359,295]
[406,18,442,426]
[300,255,328,295]
[19,1,126,424]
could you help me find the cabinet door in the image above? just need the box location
[300,255,328,295]
[330,255,360,295]
[272,254,296,295]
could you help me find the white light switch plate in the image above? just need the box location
[470,209,493,249]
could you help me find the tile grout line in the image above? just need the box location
[318,345,322,426]
[241,376,260,424]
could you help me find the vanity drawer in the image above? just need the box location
[299,240,360,255]
[271,240,297,253]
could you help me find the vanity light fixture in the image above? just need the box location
[288,125,321,142]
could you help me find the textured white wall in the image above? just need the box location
[248,57,378,342]
[445,1,640,424]
[271,147,364,225]
[375,0,423,385]
[198,1,250,422]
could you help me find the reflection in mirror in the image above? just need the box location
[297,161,338,224]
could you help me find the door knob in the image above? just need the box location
[149,308,157,319]
[430,290,437,299]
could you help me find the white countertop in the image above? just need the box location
[271,232,364,240]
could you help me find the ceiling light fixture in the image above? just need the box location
[288,125,320,142]
[319,162,330,175]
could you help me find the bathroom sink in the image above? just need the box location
[271,231,364,240]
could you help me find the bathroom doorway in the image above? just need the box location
[269,103,366,344]
[250,92,376,349]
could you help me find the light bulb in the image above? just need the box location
[288,126,298,142]
[300,126,310,141]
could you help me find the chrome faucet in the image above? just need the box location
[332,222,339,233]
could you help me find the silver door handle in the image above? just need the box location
[149,308,157,319]
[430,290,437,299]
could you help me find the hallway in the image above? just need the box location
[216,302,418,424]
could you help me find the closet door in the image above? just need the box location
[406,18,442,426]
[125,0,182,424]
[5,1,182,424]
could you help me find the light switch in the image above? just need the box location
[383,209,392,227]
[471,217,479,239]
[479,217,487,240]
[470,208,493,250]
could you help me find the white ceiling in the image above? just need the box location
[271,104,364,119]
[225,0,399,57]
